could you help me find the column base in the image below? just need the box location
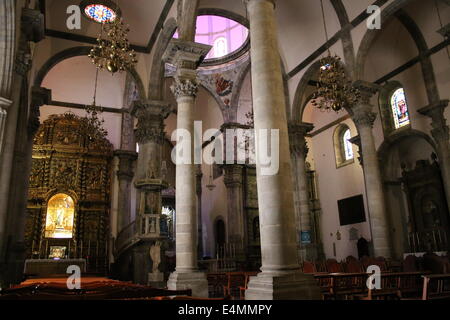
[245,271,322,300]
[167,271,209,298]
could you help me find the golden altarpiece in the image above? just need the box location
[25,113,113,273]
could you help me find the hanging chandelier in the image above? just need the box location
[87,1,137,74]
[311,0,360,112]
[80,68,108,143]
[206,165,216,191]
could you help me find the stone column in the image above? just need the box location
[163,39,211,297]
[349,135,363,166]
[0,98,11,154]
[195,165,203,259]
[114,150,138,231]
[244,0,321,300]
[0,8,43,268]
[289,121,317,261]
[418,100,450,212]
[223,164,246,262]
[351,81,391,258]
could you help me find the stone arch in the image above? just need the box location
[148,18,177,100]
[355,0,449,81]
[330,0,356,77]
[33,46,146,101]
[377,129,437,163]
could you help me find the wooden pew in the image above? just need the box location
[422,274,450,300]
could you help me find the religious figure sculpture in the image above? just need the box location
[150,241,161,273]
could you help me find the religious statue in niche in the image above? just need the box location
[45,193,75,239]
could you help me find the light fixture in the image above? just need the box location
[87,0,137,74]
[311,0,360,112]
[80,0,121,24]
[206,165,216,191]
[81,68,108,143]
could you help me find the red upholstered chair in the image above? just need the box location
[403,255,419,272]
[302,261,317,274]
[326,259,343,273]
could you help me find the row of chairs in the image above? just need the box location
[302,256,389,275]
[207,271,258,299]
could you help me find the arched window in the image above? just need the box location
[390,87,410,129]
[45,194,75,239]
[379,82,411,135]
[333,124,354,168]
[213,37,228,58]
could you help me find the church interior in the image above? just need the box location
[0,0,449,301]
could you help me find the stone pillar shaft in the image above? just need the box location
[163,39,211,297]
[114,150,137,231]
[244,0,321,300]
[352,81,391,258]
[223,164,245,259]
[418,100,450,212]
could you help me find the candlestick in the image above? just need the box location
[68,240,71,259]
[31,240,35,259]
[45,240,48,259]
[38,240,42,259]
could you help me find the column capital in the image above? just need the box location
[170,78,199,99]
[131,100,170,144]
[163,39,212,73]
[29,87,51,136]
[21,8,45,43]
[223,164,244,188]
[288,121,313,158]
[352,80,381,104]
[114,150,138,181]
[351,99,377,129]
[418,100,450,144]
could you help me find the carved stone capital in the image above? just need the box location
[163,39,212,71]
[114,150,138,181]
[352,80,381,105]
[418,100,450,144]
[21,8,45,43]
[352,104,377,129]
[170,78,199,99]
[28,87,51,136]
[223,164,244,188]
[14,45,32,76]
[131,100,170,144]
[288,121,313,158]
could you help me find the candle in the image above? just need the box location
[45,240,48,259]
[416,233,420,251]
[38,240,42,259]
[411,234,416,253]
[68,241,71,259]
[31,240,35,259]
[432,230,438,252]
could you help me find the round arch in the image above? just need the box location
[33,46,146,102]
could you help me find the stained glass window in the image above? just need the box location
[85,4,117,23]
[343,129,354,161]
[390,88,410,129]
[45,194,75,239]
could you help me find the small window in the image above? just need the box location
[334,124,354,168]
[390,88,410,129]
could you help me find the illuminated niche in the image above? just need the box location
[45,194,75,239]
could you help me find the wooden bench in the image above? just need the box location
[422,274,450,300]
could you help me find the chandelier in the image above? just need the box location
[311,0,360,112]
[81,69,108,143]
[87,1,137,74]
